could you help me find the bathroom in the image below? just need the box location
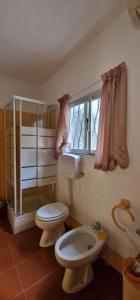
[0,0,140,299]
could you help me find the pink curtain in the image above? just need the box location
[55,94,70,158]
[94,62,129,171]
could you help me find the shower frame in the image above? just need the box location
[5,95,57,233]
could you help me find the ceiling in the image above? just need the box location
[0,0,126,84]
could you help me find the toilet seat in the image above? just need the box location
[36,202,69,222]
[36,212,69,222]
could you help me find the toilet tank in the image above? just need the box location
[59,154,81,179]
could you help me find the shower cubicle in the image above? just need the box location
[5,96,57,233]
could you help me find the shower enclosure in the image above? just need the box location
[5,96,57,233]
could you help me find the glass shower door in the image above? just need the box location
[5,100,17,214]
[37,104,57,206]
[5,97,57,217]
[20,101,57,215]
[20,100,39,215]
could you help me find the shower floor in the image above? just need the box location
[19,195,51,214]
[7,196,54,234]
[8,195,52,216]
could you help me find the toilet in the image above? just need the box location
[55,225,107,294]
[35,202,69,247]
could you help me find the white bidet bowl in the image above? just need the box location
[55,225,107,293]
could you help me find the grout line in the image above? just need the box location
[11,271,55,299]
[0,265,16,277]
[11,291,26,300]
[8,239,25,296]
[39,246,65,280]
[39,245,60,270]
[23,273,50,293]
[8,239,54,299]
[39,249,54,274]
[0,242,17,277]
[9,250,40,268]
[7,230,40,266]
[0,246,15,276]
[0,222,122,300]
[39,249,57,275]
[0,225,63,298]
[23,290,28,300]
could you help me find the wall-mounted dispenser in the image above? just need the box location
[59,154,82,179]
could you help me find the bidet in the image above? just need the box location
[55,225,107,293]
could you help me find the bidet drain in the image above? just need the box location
[87,245,93,250]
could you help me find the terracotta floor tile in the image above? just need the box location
[0,223,11,237]
[94,258,122,300]
[0,221,122,300]
[54,267,65,285]
[25,273,66,300]
[0,248,15,273]
[0,267,22,299]
[9,228,37,247]
[13,293,26,300]
[31,227,42,245]
[17,253,52,289]
[0,234,9,250]
[41,246,61,271]
[0,226,7,236]
[9,229,40,264]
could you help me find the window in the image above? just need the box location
[68,92,100,154]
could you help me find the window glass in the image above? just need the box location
[91,98,100,151]
[69,93,100,154]
[69,102,87,150]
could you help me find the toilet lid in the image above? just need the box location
[36,202,69,221]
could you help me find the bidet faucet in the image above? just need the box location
[91,221,101,230]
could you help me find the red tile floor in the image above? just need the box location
[0,217,122,300]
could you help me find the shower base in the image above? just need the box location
[7,196,53,234]
[7,204,36,234]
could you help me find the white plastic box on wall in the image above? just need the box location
[59,154,82,179]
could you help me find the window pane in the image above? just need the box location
[91,98,100,151]
[69,103,87,150]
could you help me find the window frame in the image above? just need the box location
[68,90,101,155]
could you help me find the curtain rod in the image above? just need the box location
[70,78,102,98]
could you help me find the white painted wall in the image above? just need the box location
[40,10,140,257]
[0,75,41,107]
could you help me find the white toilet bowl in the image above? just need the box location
[55,225,107,294]
[35,202,69,247]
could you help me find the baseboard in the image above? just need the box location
[65,215,124,274]
[65,215,81,228]
[103,244,124,274]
